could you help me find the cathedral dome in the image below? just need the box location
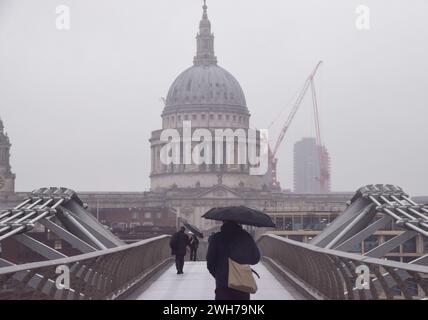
[151,1,263,192]
[162,0,249,117]
[163,64,248,115]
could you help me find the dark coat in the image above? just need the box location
[170,230,190,256]
[206,222,260,289]
[189,236,199,249]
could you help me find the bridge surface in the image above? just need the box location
[127,261,302,300]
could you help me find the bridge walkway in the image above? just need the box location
[126,261,305,300]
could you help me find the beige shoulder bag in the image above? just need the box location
[228,258,258,294]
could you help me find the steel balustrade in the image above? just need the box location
[258,234,428,300]
[0,235,172,300]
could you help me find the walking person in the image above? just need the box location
[189,234,199,261]
[170,227,190,274]
[206,221,260,300]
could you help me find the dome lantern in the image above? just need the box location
[162,0,249,117]
[194,0,217,66]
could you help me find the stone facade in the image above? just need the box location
[79,187,352,233]
[0,117,15,194]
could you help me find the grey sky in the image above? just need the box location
[0,0,427,195]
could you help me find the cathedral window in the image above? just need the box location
[210,114,214,120]
[201,114,206,120]
[218,114,222,120]
[193,115,197,120]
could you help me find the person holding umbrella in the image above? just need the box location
[182,222,203,261]
[203,206,275,300]
[169,226,190,274]
[189,233,199,261]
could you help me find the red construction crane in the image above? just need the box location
[268,61,329,192]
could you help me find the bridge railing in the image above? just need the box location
[0,235,171,300]
[258,234,428,300]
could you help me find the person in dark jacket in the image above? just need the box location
[170,227,190,274]
[189,234,199,261]
[206,221,260,300]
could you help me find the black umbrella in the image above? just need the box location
[183,222,204,238]
[202,206,276,228]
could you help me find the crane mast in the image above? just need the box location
[269,61,328,192]
[310,76,329,192]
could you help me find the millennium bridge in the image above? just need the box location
[0,185,427,300]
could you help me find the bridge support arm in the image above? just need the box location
[13,234,67,260]
[411,254,428,267]
[334,216,393,252]
[56,208,107,250]
[0,258,14,267]
[40,217,97,253]
[365,231,417,258]
[325,204,375,249]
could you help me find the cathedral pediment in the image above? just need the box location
[197,185,242,199]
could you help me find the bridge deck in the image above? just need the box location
[128,261,303,300]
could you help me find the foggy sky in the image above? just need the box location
[0,0,427,195]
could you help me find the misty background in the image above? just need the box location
[0,0,427,195]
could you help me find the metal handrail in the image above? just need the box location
[258,234,428,300]
[0,235,172,300]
